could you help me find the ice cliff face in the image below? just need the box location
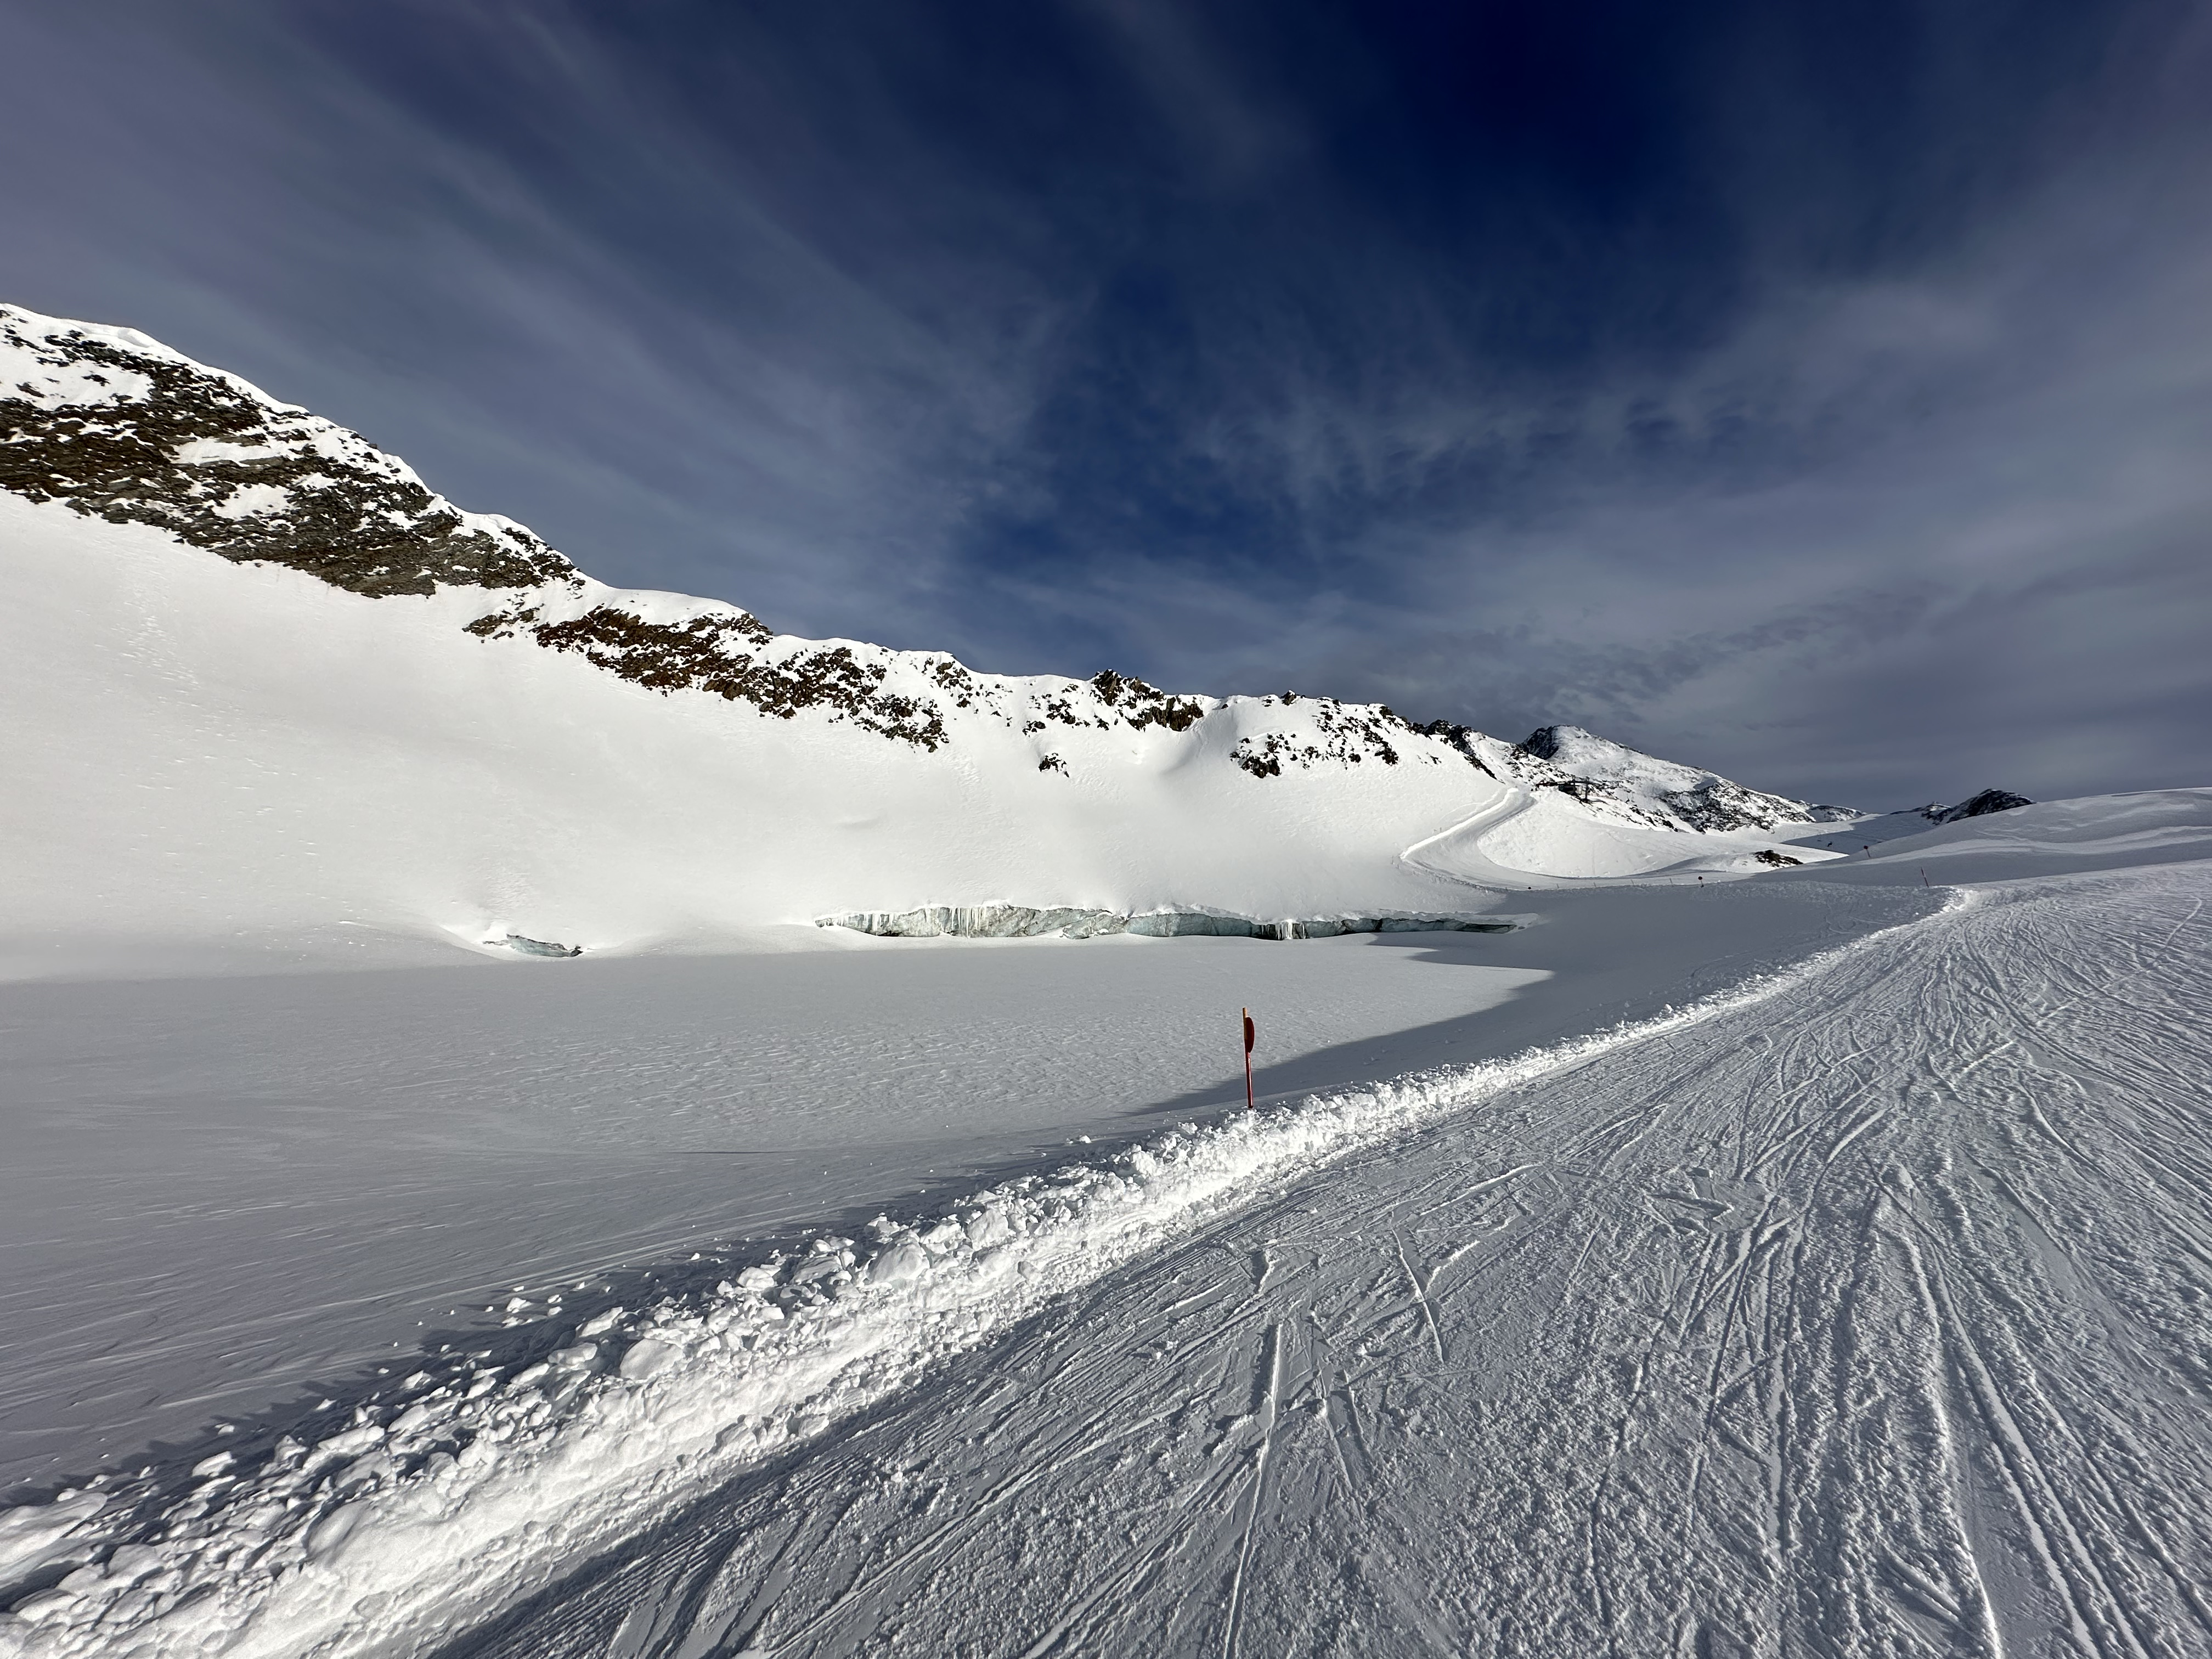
[0,300,1849,831]
[817,904,1516,941]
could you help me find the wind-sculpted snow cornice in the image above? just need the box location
[0,305,574,598]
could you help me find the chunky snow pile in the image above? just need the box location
[1,302,1861,971]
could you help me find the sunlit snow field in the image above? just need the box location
[3,798,2211,1659]
[1,876,1938,1494]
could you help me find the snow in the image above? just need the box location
[7,827,2206,1656]
[489,857,2207,1659]
[0,933,1530,1493]
[0,488,1860,979]
[0,888,1953,1657]
[0,301,1858,980]
[0,490,1474,974]
[169,438,289,465]
[6,301,2210,1656]
[1510,721,1855,827]
[206,482,294,519]
[1406,785,1850,883]
[1787,804,1971,854]
[0,1497,104,1604]
[1804,787,2212,875]
[1,874,1943,1500]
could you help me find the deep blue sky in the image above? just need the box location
[3,0,2208,806]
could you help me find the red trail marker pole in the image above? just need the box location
[1242,1007,1256,1110]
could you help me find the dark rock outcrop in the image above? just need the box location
[1929,789,2032,825]
[1,310,573,597]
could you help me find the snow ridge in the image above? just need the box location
[1506,724,1858,832]
[0,893,1961,1658]
[0,306,572,597]
[1783,788,2037,855]
[1928,787,2032,825]
[2,301,1850,831]
[0,302,1423,770]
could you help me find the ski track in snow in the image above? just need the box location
[447,861,2212,1659]
[6,861,2212,1656]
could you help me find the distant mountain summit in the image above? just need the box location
[1928,789,2033,825]
[1509,724,1858,832]
[0,305,572,596]
[1,301,1872,966]
[1784,788,2035,857]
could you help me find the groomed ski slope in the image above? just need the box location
[5,823,2209,1656]
[453,857,2212,1659]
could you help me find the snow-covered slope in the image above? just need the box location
[1503,723,1855,831]
[8,828,2210,1658]
[1785,787,2033,854]
[1393,722,1864,884]
[0,303,1858,973]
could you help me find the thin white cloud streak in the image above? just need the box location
[0,4,1081,637]
[1031,108,2212,803]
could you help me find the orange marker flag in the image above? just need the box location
[1242,1007,1256,1110]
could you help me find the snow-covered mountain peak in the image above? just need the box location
[1,301,1879,966]
[1929,788,2032,825]
[2,301,1438,771]
[1,303,576,597]
[0,298,1853,816]
[1503,723,1859,833]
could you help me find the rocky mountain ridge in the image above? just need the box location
[1508,723,1859,831]
[1927,788,2034,824]
[2,301,1850,835]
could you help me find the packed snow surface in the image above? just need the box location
[3,878,1939,1497]
[0,896,1943,1656]
[5,799,2212,1655]
[466,858,2212,1659]
[0,934,1541,1493]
